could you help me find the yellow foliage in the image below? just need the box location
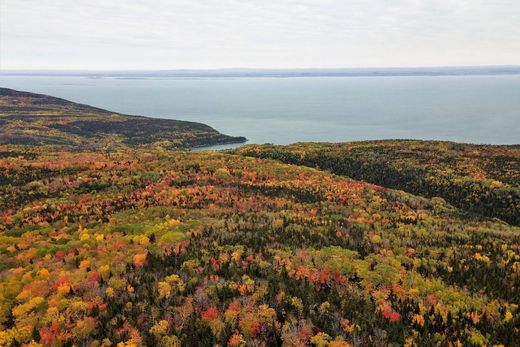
[319,301,330,313]
[412,314,425,327]
[473,253,490,263]
[149,320,169,337]
[310,332,332,347]
[117,342,139,347]
[469,329,486,346]
[69,300,88,313]
[158,281,172,299]
[371,234,382,243]
[21,271,33,284]
[38,268,50,279]
[167,218,181,227]
[272,218,284,230]
[218,252,230,264]
[100,264,110,278]
[134,235,150,246]
[57,283,71,296]
[231,249,243,262]
[215,167,231,179]
[12,296,46,318]
[161,335,181,347]
[275,290,286,303]
[409,287,419,296]
[45,306,60,324]
[73,317,96,340]
[258,304,276,325]
[224,307,239,324]
[106,287,115,298]
[0,330,14,346]
[290,296,303,312]
[16,289,31,301]
[79,259,91,269]
[504,310,513,322]
[242,275,255,289]
[165,274,186,292]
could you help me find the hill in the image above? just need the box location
[0,88,246,149]
[0,145,519,346]
[236,141,520,226]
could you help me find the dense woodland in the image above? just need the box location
[0,146,519,346]
[236,141,520,225]
[0,91,519,346]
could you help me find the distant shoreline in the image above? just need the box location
[2,66,520,78]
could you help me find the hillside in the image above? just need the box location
[236,141,520,226]
[0,88,246,149]
[0,144,519,346]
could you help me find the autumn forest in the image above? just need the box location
[0,89,519,347]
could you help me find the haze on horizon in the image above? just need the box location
[1,0,520,70]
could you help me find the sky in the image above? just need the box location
[1,0,520,70]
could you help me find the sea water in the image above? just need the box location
[1,74,519,146]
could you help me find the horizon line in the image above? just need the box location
[2,65,520,72]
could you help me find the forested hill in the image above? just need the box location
[0,146,519,346]
[0,88,246,149]
[236,141,520,225]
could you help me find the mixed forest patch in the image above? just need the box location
[236,141,520,226]
[0,146,519,346]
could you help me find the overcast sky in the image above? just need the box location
[1,0,520,70]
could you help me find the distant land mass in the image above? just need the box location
[0,88,246,149]
[1,65,520,78]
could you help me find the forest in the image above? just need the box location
[0,145,519,346]
[236,141,520,225]
[0,90,519,346]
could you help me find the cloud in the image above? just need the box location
[1,0,520,69]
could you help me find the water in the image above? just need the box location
[1,75,519,145]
